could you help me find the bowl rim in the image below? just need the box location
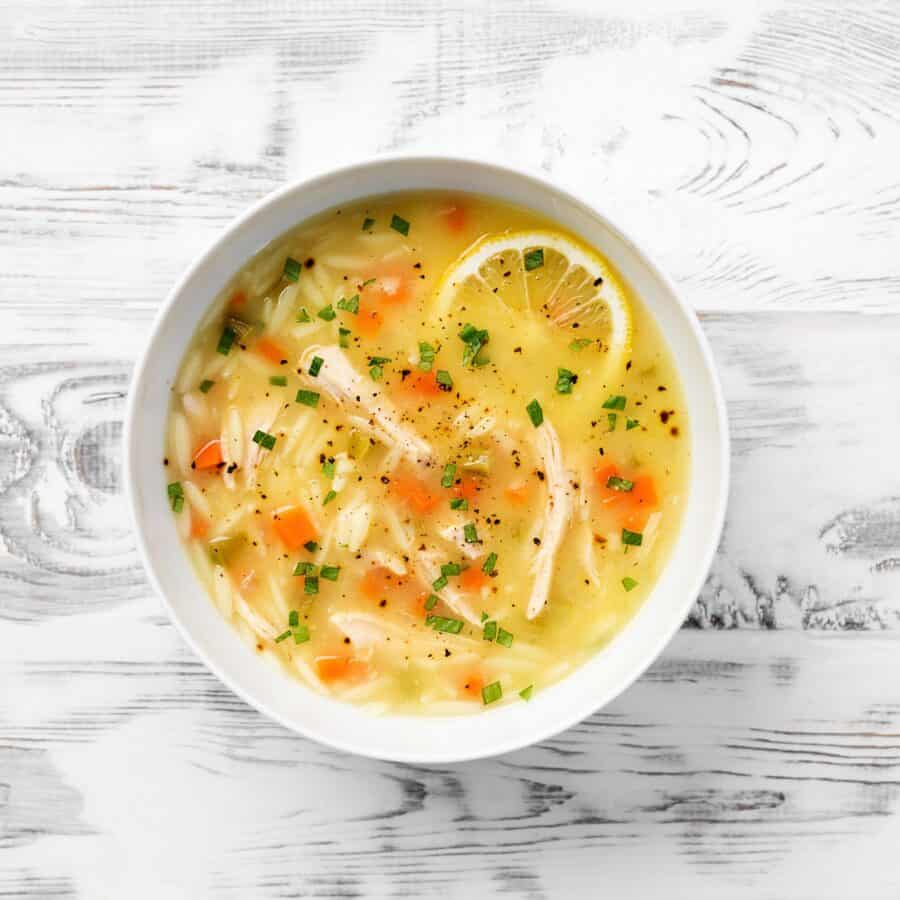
[124,154,730,762]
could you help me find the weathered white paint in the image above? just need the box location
[3,0,900,896]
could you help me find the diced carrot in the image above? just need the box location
[406,370,444,396]
[460,672,484,700]
[316,656,370,683]
[360,565,404,600]
[229,290,246,309]
[444,203,467,232]
[504,481,530,505]
[623,477,658,531]
[409,591,432,615]
[460,565,490,592]
[192,439,223,470]
[190,511,210,539]
[391,472,440,515]
[594,464,657,530]
[272,505,317,550]
[356,302,384,337]
[363,271,410,307]
[453,476,481,504]
[256,338,288,365]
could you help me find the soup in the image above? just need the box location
[164,191,689,714]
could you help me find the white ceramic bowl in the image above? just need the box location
[125,156,729,763]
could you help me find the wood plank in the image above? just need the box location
[3,0,900,895]
[2,0,900,317]
[2,629,899,897]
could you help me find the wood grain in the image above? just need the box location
[2,0,900,896]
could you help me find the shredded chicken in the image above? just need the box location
[330,611,404,651]
[412,548,480,625]
[527,421,574,619]
[437,523,482,560]
[299,345,431,462]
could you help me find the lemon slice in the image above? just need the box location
[435,229,632,372]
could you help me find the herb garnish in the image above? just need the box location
[390,214,410,236]
[296,389,320,408]
[458,323,489,366]
[167,482,184,513]
[555,367,577,394]
[284,257,302,282]
[252,430,276,450]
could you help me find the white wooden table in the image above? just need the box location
[4,1,900,896]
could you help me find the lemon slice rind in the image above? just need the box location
[435,229,632,373]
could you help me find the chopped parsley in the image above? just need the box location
[622,577,639,592]
[296,389,320,408]
[321,459,335,478]
[304,575,319,595]
[482,552,498,575]
[436,369,453,390]
[418,341,436,372]
[199,379,214,393]
[569,338,592,351]
[368,356,390,381]
[526,399,543,427]
[339,327,351,348]
[362,217,375,232]
[440,562,462,577]
[458,323,489,367]
[269,375,287,386]
[432,574,448,591]
[293,624,310,643]
[496,627,514,648]
[622,528,643,547]
[252,430,276,450]
[216,326,236,355]
[293,561,316,576]
[284,257,302,282]
[463,523,479,544]
[606,475,634,492]
[289,610,299,627]
[320,565,341,582]
[450,497,468,511]
[519,684,534,701]
[317,305,336,322]
[308,355,324,377]
[390,213,410,236]
[322,489,337,506]
[167,481,184,513]
[481,681,502,705]
[337,294,359,314]
[483,620,497,641]
[626,418,640,430]
[607,412,617,431]
[424,594,438,611]
[602,394,626,410]
[297,307,311,323]
[555,367,577,394]
[425,614,463,634]
[524,248,544,271]
[274,630,291,643]
[441,463,456,488]
[303,540,318,553]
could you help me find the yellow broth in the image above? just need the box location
[164,191,689,714]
